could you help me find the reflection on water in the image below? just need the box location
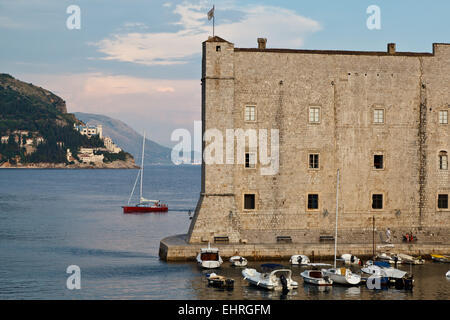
[0,167,449,300]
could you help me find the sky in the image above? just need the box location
[0,0,449,148]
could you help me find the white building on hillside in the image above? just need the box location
[103,136,122,153]
[74,124,103,139]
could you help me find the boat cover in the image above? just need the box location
[260,263,284,271]
[374,261,391,268]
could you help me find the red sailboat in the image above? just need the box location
[122,131,168,213]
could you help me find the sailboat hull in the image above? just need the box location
[122,205,168,213]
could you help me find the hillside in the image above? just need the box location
[74,112,172,165]
[0,74,135,168]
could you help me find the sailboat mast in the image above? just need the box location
[140,131,145,201]
[334,169,340,269]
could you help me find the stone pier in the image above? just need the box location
[159,234,450,261]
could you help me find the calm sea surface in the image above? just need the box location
[0,167,449,300]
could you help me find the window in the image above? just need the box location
[374,155,384,169]
[245,106,256,121]
[439,151,448,170]
[439,110,448,124]
[374,109,384,124]
[308,194,319,210]
[244,194,256,210]
[245,152,256,168]
[438,194,448,209]
[216,46,221,52]
[309,107,320,123]
[372,194,383,209]
[309,154,319,169]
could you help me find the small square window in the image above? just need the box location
[309,154,319,169]
[245,106,256,121]
[309,107,320,123]
[244,194,256,210]
[372,194,383,209]
[438,194,448,209]
[308,194,319,210]
[216,46,221,52]
[374,109,384,124]
[374,155,384,169]
[439,110,448,124]
[245,152,256,168]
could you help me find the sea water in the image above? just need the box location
[0,167,449,300]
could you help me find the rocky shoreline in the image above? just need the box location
[0,160,139,169]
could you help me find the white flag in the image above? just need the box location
[207,6,214,20]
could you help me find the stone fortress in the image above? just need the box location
[160,36,449,260]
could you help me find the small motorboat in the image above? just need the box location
[289,254,310,265]
[305,263,332,267]
[322,267,361,286]
[376,253,402,264]
[361,260,413,288]
[431,254,450,263]
[242,264,298,291]
[397,253,425,265]
[205,273,234,289]
[361,261,407,278]
[196,243,223,269]
[340,254,361,265]
[300,269,333,286]
[229,256,248,267]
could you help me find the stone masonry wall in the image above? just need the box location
[187,38,450,245]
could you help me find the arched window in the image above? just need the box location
[439,151,448,170]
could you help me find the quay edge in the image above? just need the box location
[159,234,450,262]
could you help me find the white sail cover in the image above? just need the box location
[140,197,159,203]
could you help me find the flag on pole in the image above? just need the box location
[207,6,215,21]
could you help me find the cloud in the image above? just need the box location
[16,73,200,145]
[93,1,321,66]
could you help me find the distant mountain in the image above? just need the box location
[74,112,172,165]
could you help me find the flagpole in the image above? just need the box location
[213,5,215,36]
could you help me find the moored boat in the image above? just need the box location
[361,260,413,289]
[206,273,234,289]
[446,271,450,278]
[340,254,361,265]
[397,253,425,265]
[322,267,361,286]
[300,269,333,286]
[431,254,450,263]
[289,254,310,265]
[196,243,223,269]
[242,264,298,291]
[376,253,403,264]
[229,256,248,267]
[321,169,360,286]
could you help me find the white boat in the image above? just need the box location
[289,254,310,265]
[376,253,403,264]
[322,170,361,286]
[242,264,298,291]
[300,270,333,286]
[229,256,248,267]
[196,243,223,269]
[361,261,407,279]
[397,253,425,265]
[305,263,332,267]
[446,271,450,278]
[322,267,361,286]
[205,273,234,289]
[340,254,361,265]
